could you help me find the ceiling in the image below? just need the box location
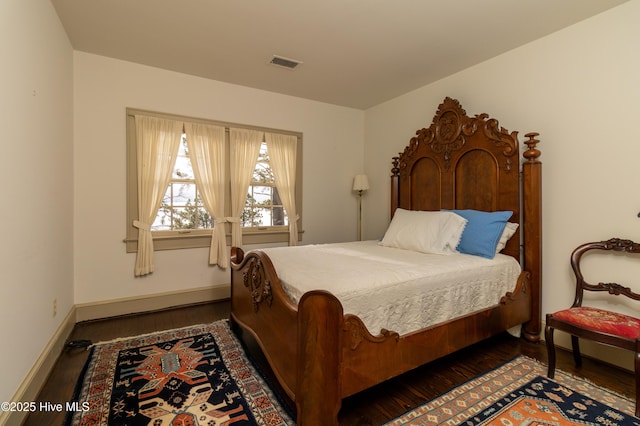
[51,0,627,109]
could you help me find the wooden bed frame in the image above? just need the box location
[230,97,542,425]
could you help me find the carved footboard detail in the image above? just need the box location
[500,271,534,328]
[242,255,273,312]
[500,271,530,304]
[343,315,400,350]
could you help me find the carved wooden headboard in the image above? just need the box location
[391,97,541,261]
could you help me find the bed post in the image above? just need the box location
[391,156,400,218]
[295,290,343,425]
[521,132,542,342]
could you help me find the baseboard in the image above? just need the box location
[74,283,230,322]
[0,306,76,426]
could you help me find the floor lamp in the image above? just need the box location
[353,174,369,241]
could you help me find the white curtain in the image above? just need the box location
[184,122,228,267]
[229,128,262,247]
[133,115,183,276]
[265,132,298,246]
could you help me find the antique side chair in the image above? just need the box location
[545,238,640,416]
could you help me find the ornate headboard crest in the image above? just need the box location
[397,97,519,171]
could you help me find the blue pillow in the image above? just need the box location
[445,210,513,259]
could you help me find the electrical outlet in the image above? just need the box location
[53,298,57,317]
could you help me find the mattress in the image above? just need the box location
[261,240,522,336]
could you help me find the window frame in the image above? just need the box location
[125,108,303,252]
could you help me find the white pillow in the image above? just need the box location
[379,209,467,255]
[495,222,519,254]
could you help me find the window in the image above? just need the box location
[125,109,303,252]
[243,142,287,228]
[154,134,213,231]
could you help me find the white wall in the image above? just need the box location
[73,52,365,305]
[365,1,640,363]
[0,0,74,406]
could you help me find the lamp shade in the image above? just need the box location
[352,174,370,192]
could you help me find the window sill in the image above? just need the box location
[125,229,303,253]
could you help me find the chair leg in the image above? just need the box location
[571,335,582,367]
[635,350,640,417]
[545,324,556,378]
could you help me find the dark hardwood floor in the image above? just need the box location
[25,301,634,425]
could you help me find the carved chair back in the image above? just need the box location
[570,238,640,309]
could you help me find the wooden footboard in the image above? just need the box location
[230,247,533,425]
[229,247,299,401]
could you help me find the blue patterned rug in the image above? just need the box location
[65,320,293,425]
[386,355,639,426]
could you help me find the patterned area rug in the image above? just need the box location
[65,320,293,425]
[385,355,639,426]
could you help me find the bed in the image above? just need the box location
[229,97,542,425]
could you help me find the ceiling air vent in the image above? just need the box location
[269,55,302,70]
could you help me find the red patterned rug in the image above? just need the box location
[385,355,639,426]
[65,320,292,425]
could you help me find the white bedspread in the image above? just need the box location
[261,240,521,336]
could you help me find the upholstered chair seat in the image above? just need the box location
[551,306,640,340]
[545,238,640,417]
